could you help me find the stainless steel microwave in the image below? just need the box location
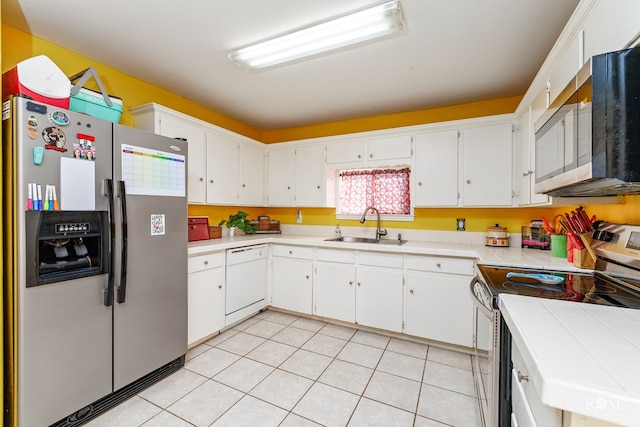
[534,46,640,197]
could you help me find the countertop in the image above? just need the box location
[188,232,587,272]
[500,294,640,426]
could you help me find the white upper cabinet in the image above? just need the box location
[515,107,549,206]
[267,144,325,207]
[267,148,295,206]
[206,130,239,205]
[325,139,365,164]
[460,123,513,206]
[132,103,265,206]
[207,131,265,206]
[325,134,412,166]
[295,145,325,207]
[583,0,640,62]
[548,35,581,104]
[414,130,459,207]
[366,135,413,162]
[130,103,207,204]
[238,143,265,206]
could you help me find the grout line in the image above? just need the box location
[111,309,481,426]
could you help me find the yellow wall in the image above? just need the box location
[260,96,522,143]
[3,24,639,234]
[1,25,261,140]
[187,202,639,234]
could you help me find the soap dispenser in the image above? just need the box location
[334,224,342,238]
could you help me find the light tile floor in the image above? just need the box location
[87,310,482,427]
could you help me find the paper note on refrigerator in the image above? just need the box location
[121,144,186,197]
[60,157,96,210]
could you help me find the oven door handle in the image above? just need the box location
[470,276,493,319]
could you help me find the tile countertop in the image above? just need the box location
[188,231,587,272]
[500,294,640,426]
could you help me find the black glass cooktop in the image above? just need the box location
[477,265,640,310]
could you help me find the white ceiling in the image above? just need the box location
[2,0,580,131]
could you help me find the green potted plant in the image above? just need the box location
[219,211,258,236]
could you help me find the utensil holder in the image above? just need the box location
[550,234,568,258]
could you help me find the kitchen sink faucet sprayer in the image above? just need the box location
[360,206,387,240]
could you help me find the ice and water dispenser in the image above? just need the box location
[25,210,109,287]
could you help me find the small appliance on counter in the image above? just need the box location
[521,220,551,249]
[485,224,509,247]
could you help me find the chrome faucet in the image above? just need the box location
[360,206,387,240]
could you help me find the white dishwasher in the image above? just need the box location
[225,245,268,326]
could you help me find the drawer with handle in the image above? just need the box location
[406,255,474,275]
[188,252,224,274]
[271,245,313,260]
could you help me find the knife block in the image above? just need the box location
[573,248,596,269]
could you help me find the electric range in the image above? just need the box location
[476,265,640,309]
[471,222,640,427]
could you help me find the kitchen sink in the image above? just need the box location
[324,236,407,245]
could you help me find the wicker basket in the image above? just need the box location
[208,225,222,239]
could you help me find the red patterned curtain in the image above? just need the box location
[339,168,411,214]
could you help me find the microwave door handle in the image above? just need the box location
[116,180,128,304]
[104,179,115,307]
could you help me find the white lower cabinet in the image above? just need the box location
[315,249,403,332]
[405,255,475,347]
[315,249,356,323]
[187,252,224,346]
[271,245,314,314]
[511,340,562,427]
[356,252,404,332]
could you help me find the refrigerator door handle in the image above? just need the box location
[104,179,115,307]
[116,180,128,304]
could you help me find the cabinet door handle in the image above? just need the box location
[357,282,361,287]
[466,179,471,184]
[418,182,422,186]
[218,285,222,289]
[199,177,204,181]
[209,179,214,184]
[517,371,529,382]
[349,281,354,286]
[436,263,441,268]
[317,185,320,189]
[305,275,309,279]
[369,154,373,158]
[204,260,209,265]
[289,250,293,254]
[409,289,414,294]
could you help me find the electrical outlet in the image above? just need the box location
[456,218,466,231]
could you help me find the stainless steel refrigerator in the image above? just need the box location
[2,96,188,426]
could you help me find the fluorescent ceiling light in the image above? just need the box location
[228,0,405,70]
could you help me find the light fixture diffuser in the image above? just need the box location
[228,0,405,70]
